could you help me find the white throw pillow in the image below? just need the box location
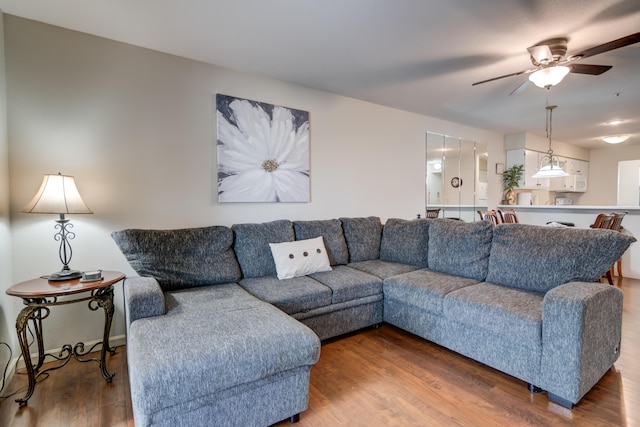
[269,236,332,280]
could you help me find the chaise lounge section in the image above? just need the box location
[113,216,634,425]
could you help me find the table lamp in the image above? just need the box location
[21,172,93,281]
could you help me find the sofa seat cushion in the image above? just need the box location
[348,259,419,279]
[379,218,430,268]
[111,226,241,291]
[309,265,382,304]
[383,269,480,314]
[239,275,332,315]
[293,219,349,266]
[428,219,493,281]
[486,223,637,293]
[128,284,321,417]
[443,282,544,346]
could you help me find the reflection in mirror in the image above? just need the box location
[618,159,640,206]
[426,132,488,221]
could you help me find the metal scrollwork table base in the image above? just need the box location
[6,271,125,406]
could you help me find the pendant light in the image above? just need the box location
[532,105,569,179]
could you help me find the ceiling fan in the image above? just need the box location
[472,32,640,93]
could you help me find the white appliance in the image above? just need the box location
[517,192,532,205]
[555,197,573,205]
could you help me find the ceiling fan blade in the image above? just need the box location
[569,32,640,60]
[472,69,533,86]
[569,63,613,75]
[527,45,553,64]
[509,80,531,95]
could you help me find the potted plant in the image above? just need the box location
[502,164,523,204]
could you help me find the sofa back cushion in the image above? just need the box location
[111,226,241,291]
[233,220,295,278]
[486,223,636,292]
[428,219,493,281]
[340,216,383,262]
[379,218,430,267]
[293,219,349,266]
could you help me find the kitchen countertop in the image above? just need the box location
[498,205,640,212]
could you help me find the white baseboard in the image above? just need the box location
[1,334,126,393]
[0,357,19,396]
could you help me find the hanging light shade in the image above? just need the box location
[532,105,569,179]
[528,66,570,88]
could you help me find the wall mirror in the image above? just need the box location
[426,132,488,221]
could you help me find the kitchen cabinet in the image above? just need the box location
[549,158,588,192]
[506,149,549,189]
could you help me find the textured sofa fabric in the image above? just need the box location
[111,226,241,291]
[443,283,544,345]
[293,219,349,266]
[233,219,295,278]
[486,223,637,292]
[239,275,333,315]
[384,269,480,315]
[539,281,623,404]
[117,216,636,424]
[379,218,430,267]
[427,219,493,281]
[127,283,320,426]
[340,216,383,262]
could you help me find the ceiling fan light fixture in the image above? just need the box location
[603,135,631,144]
[528,66,570,88]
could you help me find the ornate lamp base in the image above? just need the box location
[48,269,82,282]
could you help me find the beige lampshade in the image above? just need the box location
[22,173,93,214]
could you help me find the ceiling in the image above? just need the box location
[1,0,639,150]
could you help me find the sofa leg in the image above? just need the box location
[527,383,543,393]
[289,413,300,423]
[548,393,574,409]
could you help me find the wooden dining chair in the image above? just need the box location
[591,213,614,230]
[609,212,628,279]
[497,209,519,224]
[477,210,500,226]
[591,213,616,285]
[425,208,441,219]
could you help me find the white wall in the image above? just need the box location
[2,15,504,353]
[582,144,640,205]
[505,132,590,161]
[618,160,640,206]
[0,10,16,391]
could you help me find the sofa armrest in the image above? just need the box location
[124,276,166,327]
[539,281,623,406]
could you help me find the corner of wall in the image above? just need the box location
[0,8,19,393]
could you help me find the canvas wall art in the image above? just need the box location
[216,94,310,202]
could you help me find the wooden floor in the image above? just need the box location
[1,278,638,427]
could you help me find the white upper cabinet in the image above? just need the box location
[549,158,588,192]
[506,149,549,189]
[507,149,588,192]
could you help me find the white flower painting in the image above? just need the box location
[216,94,310,202]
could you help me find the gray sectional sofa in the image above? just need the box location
[112,217,635,426]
